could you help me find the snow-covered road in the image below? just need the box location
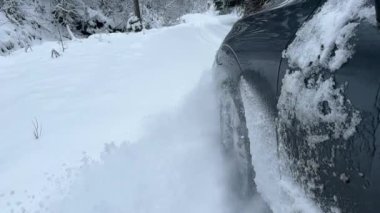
[0,13,239,213]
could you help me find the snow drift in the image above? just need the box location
[49,72,235,213]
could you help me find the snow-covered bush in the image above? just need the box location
[127,15,142,32]
[142,0,209,26]
[0,0,48,54]
[0,0,23,24]
[52,0,82,26]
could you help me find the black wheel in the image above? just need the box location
[219,76,256,199]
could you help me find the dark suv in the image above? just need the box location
[215,0,380,212]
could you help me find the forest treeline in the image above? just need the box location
[0,0,266,54]
[0,0,208,54]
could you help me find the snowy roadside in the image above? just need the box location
[0,12,239,213]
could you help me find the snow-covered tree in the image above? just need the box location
[0,0,209,54]
[0,0,23,24]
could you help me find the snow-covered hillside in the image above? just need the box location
[0,0,208,55]
[0,12,239,213]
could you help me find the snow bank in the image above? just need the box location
[0,11,44,54]
[49,72,234,213]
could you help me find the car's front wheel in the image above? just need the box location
[219,76,256,199]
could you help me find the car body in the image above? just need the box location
[214,0,380,212]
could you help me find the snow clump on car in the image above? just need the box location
[278,0,373,142]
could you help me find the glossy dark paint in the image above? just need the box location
[222,0,322,106]
[375,0,380,22]
[215,0,380,212]
[332,21,380,212]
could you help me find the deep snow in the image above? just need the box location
[0,12,239,213]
